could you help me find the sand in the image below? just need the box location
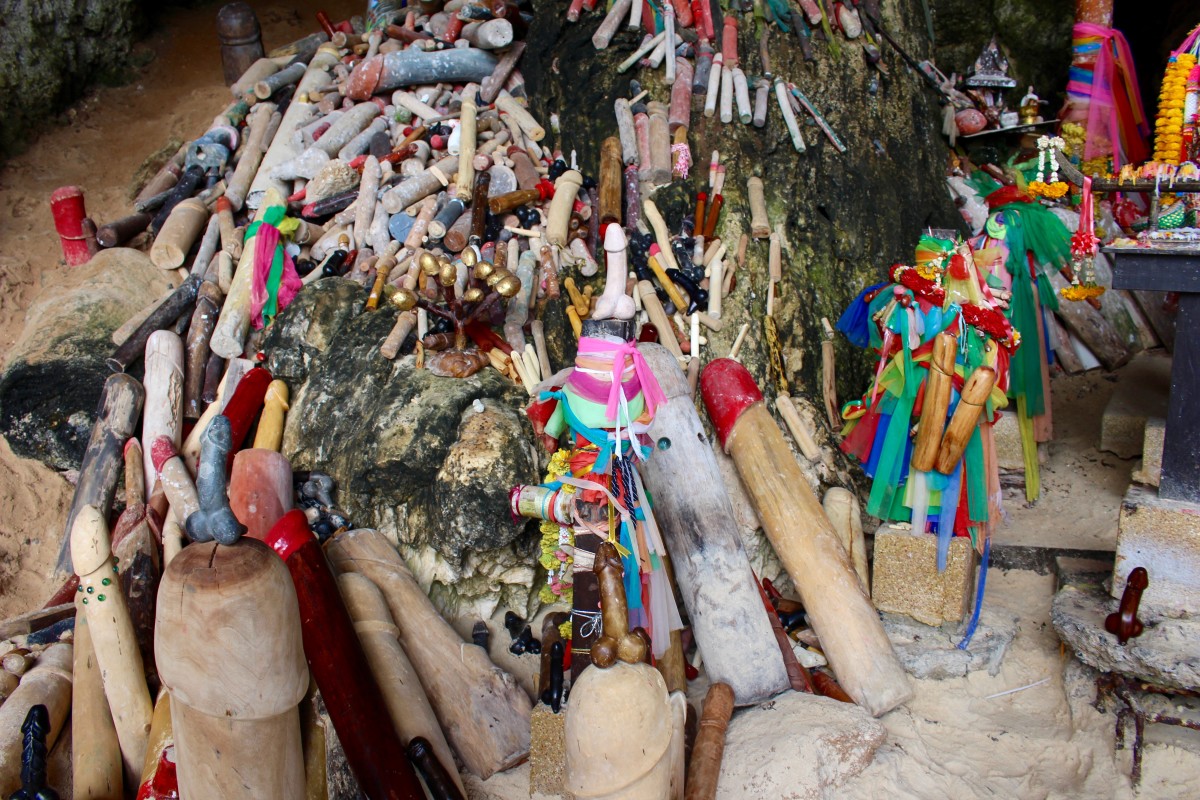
[0,3,1197,798]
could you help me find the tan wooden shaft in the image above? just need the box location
[546,169,582,247]
[495,91,544,141]
[72,608,123,800]
[142,329,185,494]
[821,335,839,429]
[151,199,209,269]
[747,177,769,238]
[0,643,73,797]
[354,155,381,250]
[457,85,479,202]
[684,682,734,800]
[935,366,996,475]
[226,102,278,211]
[656,629,688,694]
[137,690,174,790]
[156,540,308,799]
[254,379,290,451]
[72,505,153,778]
[775,394,821,462]
[171,699,305,800]
[381,310,417,359]
[725,402,911,716]
[822,487,869,594]
[210,190,284,359]
[599,136,623,224]
[911,331,957,472]
[325,529,531,779]
[638,280,685,359]
[337,572,465,796]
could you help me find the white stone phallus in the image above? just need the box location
[592,225,636,321]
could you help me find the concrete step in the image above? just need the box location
[1098,352,1171,458]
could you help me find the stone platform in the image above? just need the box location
[1113,483,1200,614]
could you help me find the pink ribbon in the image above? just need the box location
[577,337,667,422]
[249,222,303,330]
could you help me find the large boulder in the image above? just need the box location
[0,248,173,470]
[263,279,541,623]
[717,692,886,799]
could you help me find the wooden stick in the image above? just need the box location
[151,198,209,269]
[822,487,869,594]
[701,360,911,716]
[338,572,465,796]
[72,505,153,779]
[775,394,821,462]
[820,318,839,430]
[142,329,185,495]
[637,280,685,359]
[72,605,124,800]
[136,691,177,799]
[210,188,285,359]
[156,539,309,799]
[935,366,996,475]
[684,683,734,800]
[253,379,290,451]
[531,320,552,379]
[728,323,750,360]
[545,169,582,247]
[747,177,769,238]
[0,643,73,797]
[639,345,789,704]
[325,528,531,779]
[910,331,956,472]
[56,373,145,576]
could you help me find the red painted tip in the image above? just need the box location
[346,55,383,102]
[150,436,178,473]
[700,359,763,451]
[123,437,141,458]
[262,509,317,562]
[216,196,232,213]
[50,185,84,204]
[648,243,661,257]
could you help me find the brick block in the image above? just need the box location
[871,525,977,627]
[1113,483,1200,613]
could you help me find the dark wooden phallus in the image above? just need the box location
[1105,567,1149,646]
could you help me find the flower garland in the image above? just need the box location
[1154,52,1198,164]
[537,449,575,605]
[890,263,946,305]
[961,302,1021,352]
[1028,135,1070,198]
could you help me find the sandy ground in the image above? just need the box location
[0,3,1196,798]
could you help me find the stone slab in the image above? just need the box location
[1052,581,1200,692]
[872,525,977,627]
[1132,416,1165,488]
[717,693,885,799]
[882,608,1019,680]
[1113,483,1200,613]
[993,409,1047,473]
[1098,354,1171,459]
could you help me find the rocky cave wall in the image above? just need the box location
[930,0,1076,107]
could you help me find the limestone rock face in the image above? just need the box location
[0,248,173,469]
[717,693,886,799]
[263,279,541,622]
[0,0,141,157]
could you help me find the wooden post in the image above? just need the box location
[72,505,154,780]
[701,359,911,716]
[156,539,309,799]
[337,572,465,796]
[150,198,209,270]
[637,345,789,705]
[0,643,73,797]
[142,330,185,495]
[822,487,869,594]
[911,331,957,472]
[546,169,583,247]
[325,528,531,779]
[56,373,144,576]
[935,366,996,475]
[210,189,286,359]
[684,683,734,800]
[72,606,124,800]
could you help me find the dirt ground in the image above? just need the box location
[0,3,1196,798]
